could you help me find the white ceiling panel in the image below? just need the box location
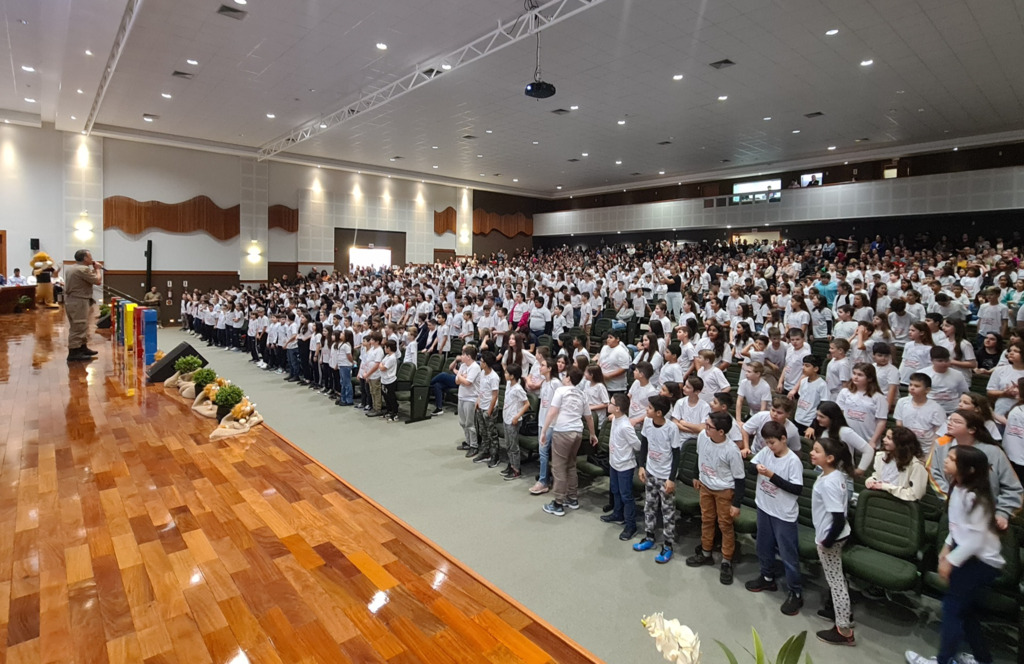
[1,0,1022,195]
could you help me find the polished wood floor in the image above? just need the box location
[0,310,601,664]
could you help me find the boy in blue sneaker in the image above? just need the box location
[633,395,682,563]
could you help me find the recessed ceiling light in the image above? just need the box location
[581,152,589,157]
[476,154,483,158]
[763,116,771,121]
[718,95,728,101]
[431,145,438,149]
[161,92,172,99]
[485,129,492,133]
[570,105,579,110]
[860,59,874,66]
[479,173,485,177]
[658,170,665,175]
[792,129,800,134]
[617,119,626,125]
[827,146,836,150]
[18,19,27,24]
[21,65,35,72]
[896,90,905,94]
[825,29,839,36]
[673,74,684,81]
[266,113,275,119]
[76,89,84,94]
[70,115,76,120]
[24,97,35,103]
[143,116,154,122]
[186,58,198,65]
[532,140,539,144]
[432,165,438,169]
[556,186,562,190]
[85,50,93,56]
[440,63,452,70]
[376,42,388,50]
[617,230,621,233]
[389,158,396,162]
[234,0,246,4]
[319,122,327,128]
[953,147,959,152]
[512,178,519,182]
[615,160,622,165]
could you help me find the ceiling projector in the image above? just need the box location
[525,80,556,99]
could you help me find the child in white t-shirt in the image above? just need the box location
[744,420,805,614]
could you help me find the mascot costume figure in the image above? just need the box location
[31,251,60,309]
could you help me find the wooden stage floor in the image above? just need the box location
[0,310,601,664]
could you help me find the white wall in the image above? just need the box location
[534,166,1024,236]
[0,124,65,272]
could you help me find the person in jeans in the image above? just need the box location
[540,367,597,516]
[336,329,355,406]
[379,340,400,422]
[602,393,642,540]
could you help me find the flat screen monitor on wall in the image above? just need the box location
[800,173,823,186]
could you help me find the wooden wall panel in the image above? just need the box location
[268,205,299,232]
[267,262,301,282]
[433,207,457,235]
[472,209,533,237]
[103,196,240,240]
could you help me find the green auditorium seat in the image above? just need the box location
[672,438,701,518]
[841,490,923,591]
[733,462,760,535]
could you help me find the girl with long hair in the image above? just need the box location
[864,427,926,501]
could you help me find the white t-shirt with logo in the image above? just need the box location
[696,430,745,491]
[921,367,968,414]
[1002,405,1024,466]
[812,471,851,545]
[549,384,592,433]
[794,377,830,427]
[457,362,481,401]
[752,447,803,521]
[599,344,632,392]
[835,388,887,443]
[737,378,772,415]
[641,417,682,480]
[894,396,948,457]
[743,411,801,454]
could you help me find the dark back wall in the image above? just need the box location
[472,190,537,256]
[532,209,1024,252]
[105,270,240,324]
[334,229,406,272]
[473,230,532,258]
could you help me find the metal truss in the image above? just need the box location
[84,0,146,135]
[257,0,608,160]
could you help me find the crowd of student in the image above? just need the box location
[177,231,1024,663]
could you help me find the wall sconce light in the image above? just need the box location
[74,210,93,240]
[246,240,262,263]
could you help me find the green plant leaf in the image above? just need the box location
[777,631,807,664]
[213,384,244,407]
[752,628,767,664]
[805,654,813,664]
[714,641,740,664]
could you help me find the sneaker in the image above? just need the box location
[503,470,521,481]
[619,527,637,541]
[600,513,625,524]
[542,501,565,517]
[500,466,514,478]
[472,452,491,464]
[486,456,501,468]
[601,503,614,513]
[816,626,854,647]
[528,482,550,495]
[744,576,778,593]
[719,562,734,585]
[564,498,580,510]
[464,447,478,458]
[903,653,937,664]
[365,410,381,417]
[685,552,715,567]
[955,653,982,664]
[431,408,444,416]
[816,606,856,625]
[456,443,471,451]
[633,537,656,552]
[780,591,804,616]
[655,546,674,564]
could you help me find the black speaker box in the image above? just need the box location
[146,342,208,383]
[30,238,40,251]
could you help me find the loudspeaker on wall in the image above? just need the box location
[30,238,40,251]
[146,342,208,383]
